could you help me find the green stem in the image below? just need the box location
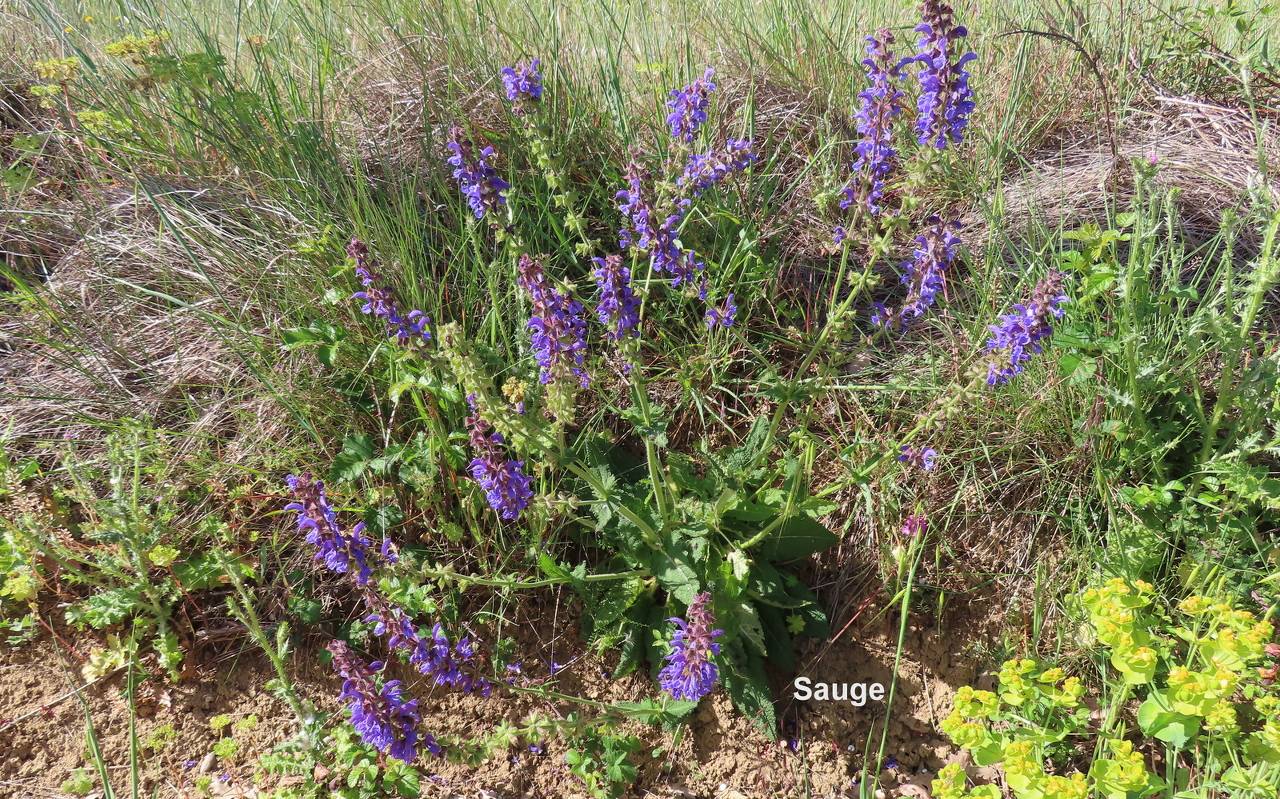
[421,565,647,590]
[860,530,926,797]
[564,461,663,548]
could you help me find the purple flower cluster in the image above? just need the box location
[901,514,928,538]
[873,217,960,330]
[704,293,736,329]
[910,0,976,149]
[842,30,904,216]
[679,139,756,197]
[500,59,543,110]
[328,640,437,762]
[898,445,937,471]
[347,238,432,346]
[666,68,716,143]
[466,398,534,520]
[658,592,724,702]
[985,272,1068,386]
[617,161,701,287]
[367,606,493,696]
[592,254,640,341]
[284,472,391,585]
[517,255,589,388]
[446,125,510,220]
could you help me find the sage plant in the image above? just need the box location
[985,272,1069,386]
[658,593,724,702]
[910,0,976,149]
[842,30,904,217]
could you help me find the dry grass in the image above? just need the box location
[0,184,314,464]
[981,93,1280,245]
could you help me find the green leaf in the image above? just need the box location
[754,514,838,561]
[611,699,697,725]
[1137,692,1199,748]
[722,647,777,737]
[649,552,699,606]
[331,434,375,482]
[756,605,795,671]
[593,577,646,629]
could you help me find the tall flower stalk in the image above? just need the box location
[666,68,716,143]
[328,640,437,762]
[658,592,724,702]
[517,254,589,390]
[285,476,492,758]
[873,216,961,330]
[592,254,640,345]
[910,0,976,149]
[348,238,431,347]
[984,272,1069,386]
[842,30,904,217]
[466,397,534,520]
[499,58,595,254]
[446,124,510,221]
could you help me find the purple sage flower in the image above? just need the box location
[616,161,701,288]
[284,473,381,585]
[365,605,492,696]
[658,592,724,702]
[446,125,509,220]
[517,255,589,388]
[910,0,976,149]
[348,238,432,346]
[842,30,904,215]
[500,59,543,110]
[328,640,436,762]
[666,68,716,143]
[592,254,640,342]
[901,514,928,538]
[876,217,960,330]
[985,272,1068,386]
[898,445,937,471]
[704,293,737,329]
[466,398,534,520]
[679,139,756,197]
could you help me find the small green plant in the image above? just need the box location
[564,725,642,799]
[144,722,177,753]
[60,768,94,797]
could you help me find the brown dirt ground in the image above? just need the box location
[0,584,1013,799]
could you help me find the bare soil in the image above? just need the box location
[0,586,1011,799]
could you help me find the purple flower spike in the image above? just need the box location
[592,254,640,342]
[679,139,756,197]
[500,59,543,110]
[365,606,492,696]
[704,293,736,329]
[911,0,976,149]
[658,592,724,702]
[898,445,937,471]
[328,640,434,762]
[666,68,717,143]
[985,272,1068,386]
[876,217,961,330]
[348,238,432,347]
[842,30,905,215]
[446,125,510,220]
[616,160,707,288]
[901,514,928,538]
[466,397,533,520]
[284,473,380,585]
[517,255,589,388]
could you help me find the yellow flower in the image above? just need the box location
[33,57,80,82]
[1205,702,1238,733]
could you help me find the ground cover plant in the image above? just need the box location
[1,0,1278,796]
